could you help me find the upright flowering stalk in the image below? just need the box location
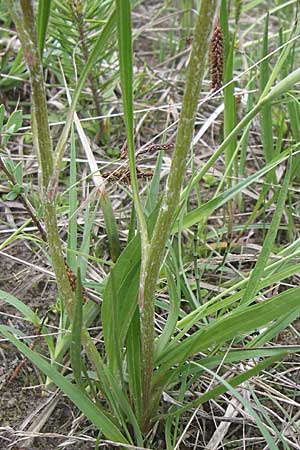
[8,0,75,314]
[140,0,220,427]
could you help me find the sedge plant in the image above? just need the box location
[2,1,300,448]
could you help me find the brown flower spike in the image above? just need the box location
[210,23,223,92]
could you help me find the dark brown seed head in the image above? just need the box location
[210,23,223,92]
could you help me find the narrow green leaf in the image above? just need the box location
[0,104,5,130]
[260,13,274,167]
[241,156,291,304]
[155,265,181,358]
[145,150,163,215]
[181,67,300,201]
[53,10,117,174]
[67,126,77,270]
[161,359,282,449]
[126,307,142,422]
[102,234,141,372]
[160,354,283,419]
[220,1,237,188]
[156,287,300,369]
[176,147,292,232]
[70,267,84,391]
[0,326,128,444]
[115,0,147,240]
[37,0,51,58]
[83,331,143,446]
[0,290,39,325]
[100,195,121,262]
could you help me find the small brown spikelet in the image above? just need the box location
[235,0,243,25]
[65,262,87,303]
[210,23,223,92]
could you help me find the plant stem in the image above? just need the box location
[9,0,75,314]
[140,0,220,426]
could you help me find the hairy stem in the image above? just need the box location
[140,0,220,425]
[9,0,74,313]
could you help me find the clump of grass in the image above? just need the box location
[1,1,300,448]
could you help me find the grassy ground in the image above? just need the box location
[1,1,300,449]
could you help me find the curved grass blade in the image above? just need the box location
[180,67,300,201]
[156,287,300,368]
[176,147,293,232]
[0,289,39,325]
[241,156,291,304]
[82,331,143,446]
[161,356,284,450]
[53,9,117,180]
[0,325,129,444]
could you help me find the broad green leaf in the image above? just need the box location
[102,234,141,371]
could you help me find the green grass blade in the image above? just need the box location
[67,126,77,269]
[156,287,300,368]
[126,307,142,422]
[181,67,300,201]
[180,261,300,335]
[168,359,282,449]
[100,195,121,262]
[79,199,99,280]
[83,331,143,446]
[260,14,274,171]
[0,104,5,129]
[247,308,300,348]
[70,267,84,391]
[176,147,292,232]
[145,150,163,216]
[53,9,116,175]
[241,156,291,304]
[37,0,51,58]
[115,0,147,241]
[160,354,283,420]
[0,289,39,325]
[220,0,237,189]
[155,265,181,358]
[0,326,129,444]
